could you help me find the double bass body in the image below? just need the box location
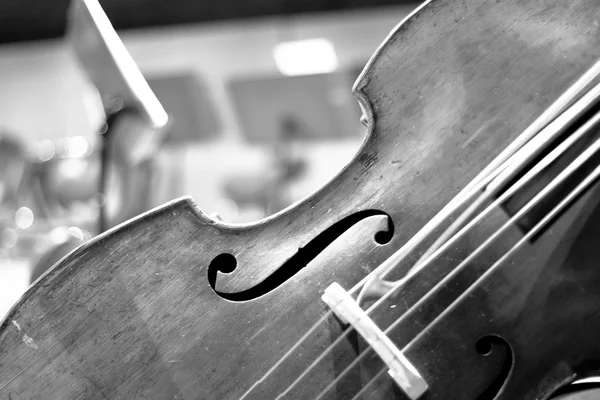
[2,0,600,398]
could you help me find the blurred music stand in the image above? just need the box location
[67,0,169,232]
[229,73,362,144]
[146,72,221,146]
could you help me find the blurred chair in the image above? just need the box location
[223,115,308,216]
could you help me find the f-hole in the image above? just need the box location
[476,335,513,400]
[207,209,394,301]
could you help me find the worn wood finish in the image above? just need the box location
[2,0,600,398]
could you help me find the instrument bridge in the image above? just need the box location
[322,282,428,400]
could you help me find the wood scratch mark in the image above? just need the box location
[584,309,600,321]
[134,375,142,398]
[462,120,492,148]
[85,375,110,400]
[0,311,97,393]
[11,320,20,331]
[22,334,38,349]
[441,256,463,262]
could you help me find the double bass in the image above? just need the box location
[2,0,600,398]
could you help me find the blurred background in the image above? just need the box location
[0,0,418,318]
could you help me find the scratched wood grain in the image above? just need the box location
[2,0,600,398]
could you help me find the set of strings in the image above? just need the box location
[314,71,600,399]
[350,155,600,400]
[323,90,600,400]
[238,59,600,400]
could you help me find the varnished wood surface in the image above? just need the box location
[2,0,600,398]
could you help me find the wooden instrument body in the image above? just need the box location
[2,0,600,398]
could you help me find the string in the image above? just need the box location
[350,367,387,400]
[348,161,600,400]
[239,64,600,400]
[270,90,600,399]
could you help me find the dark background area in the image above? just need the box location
[0,0,416,44]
